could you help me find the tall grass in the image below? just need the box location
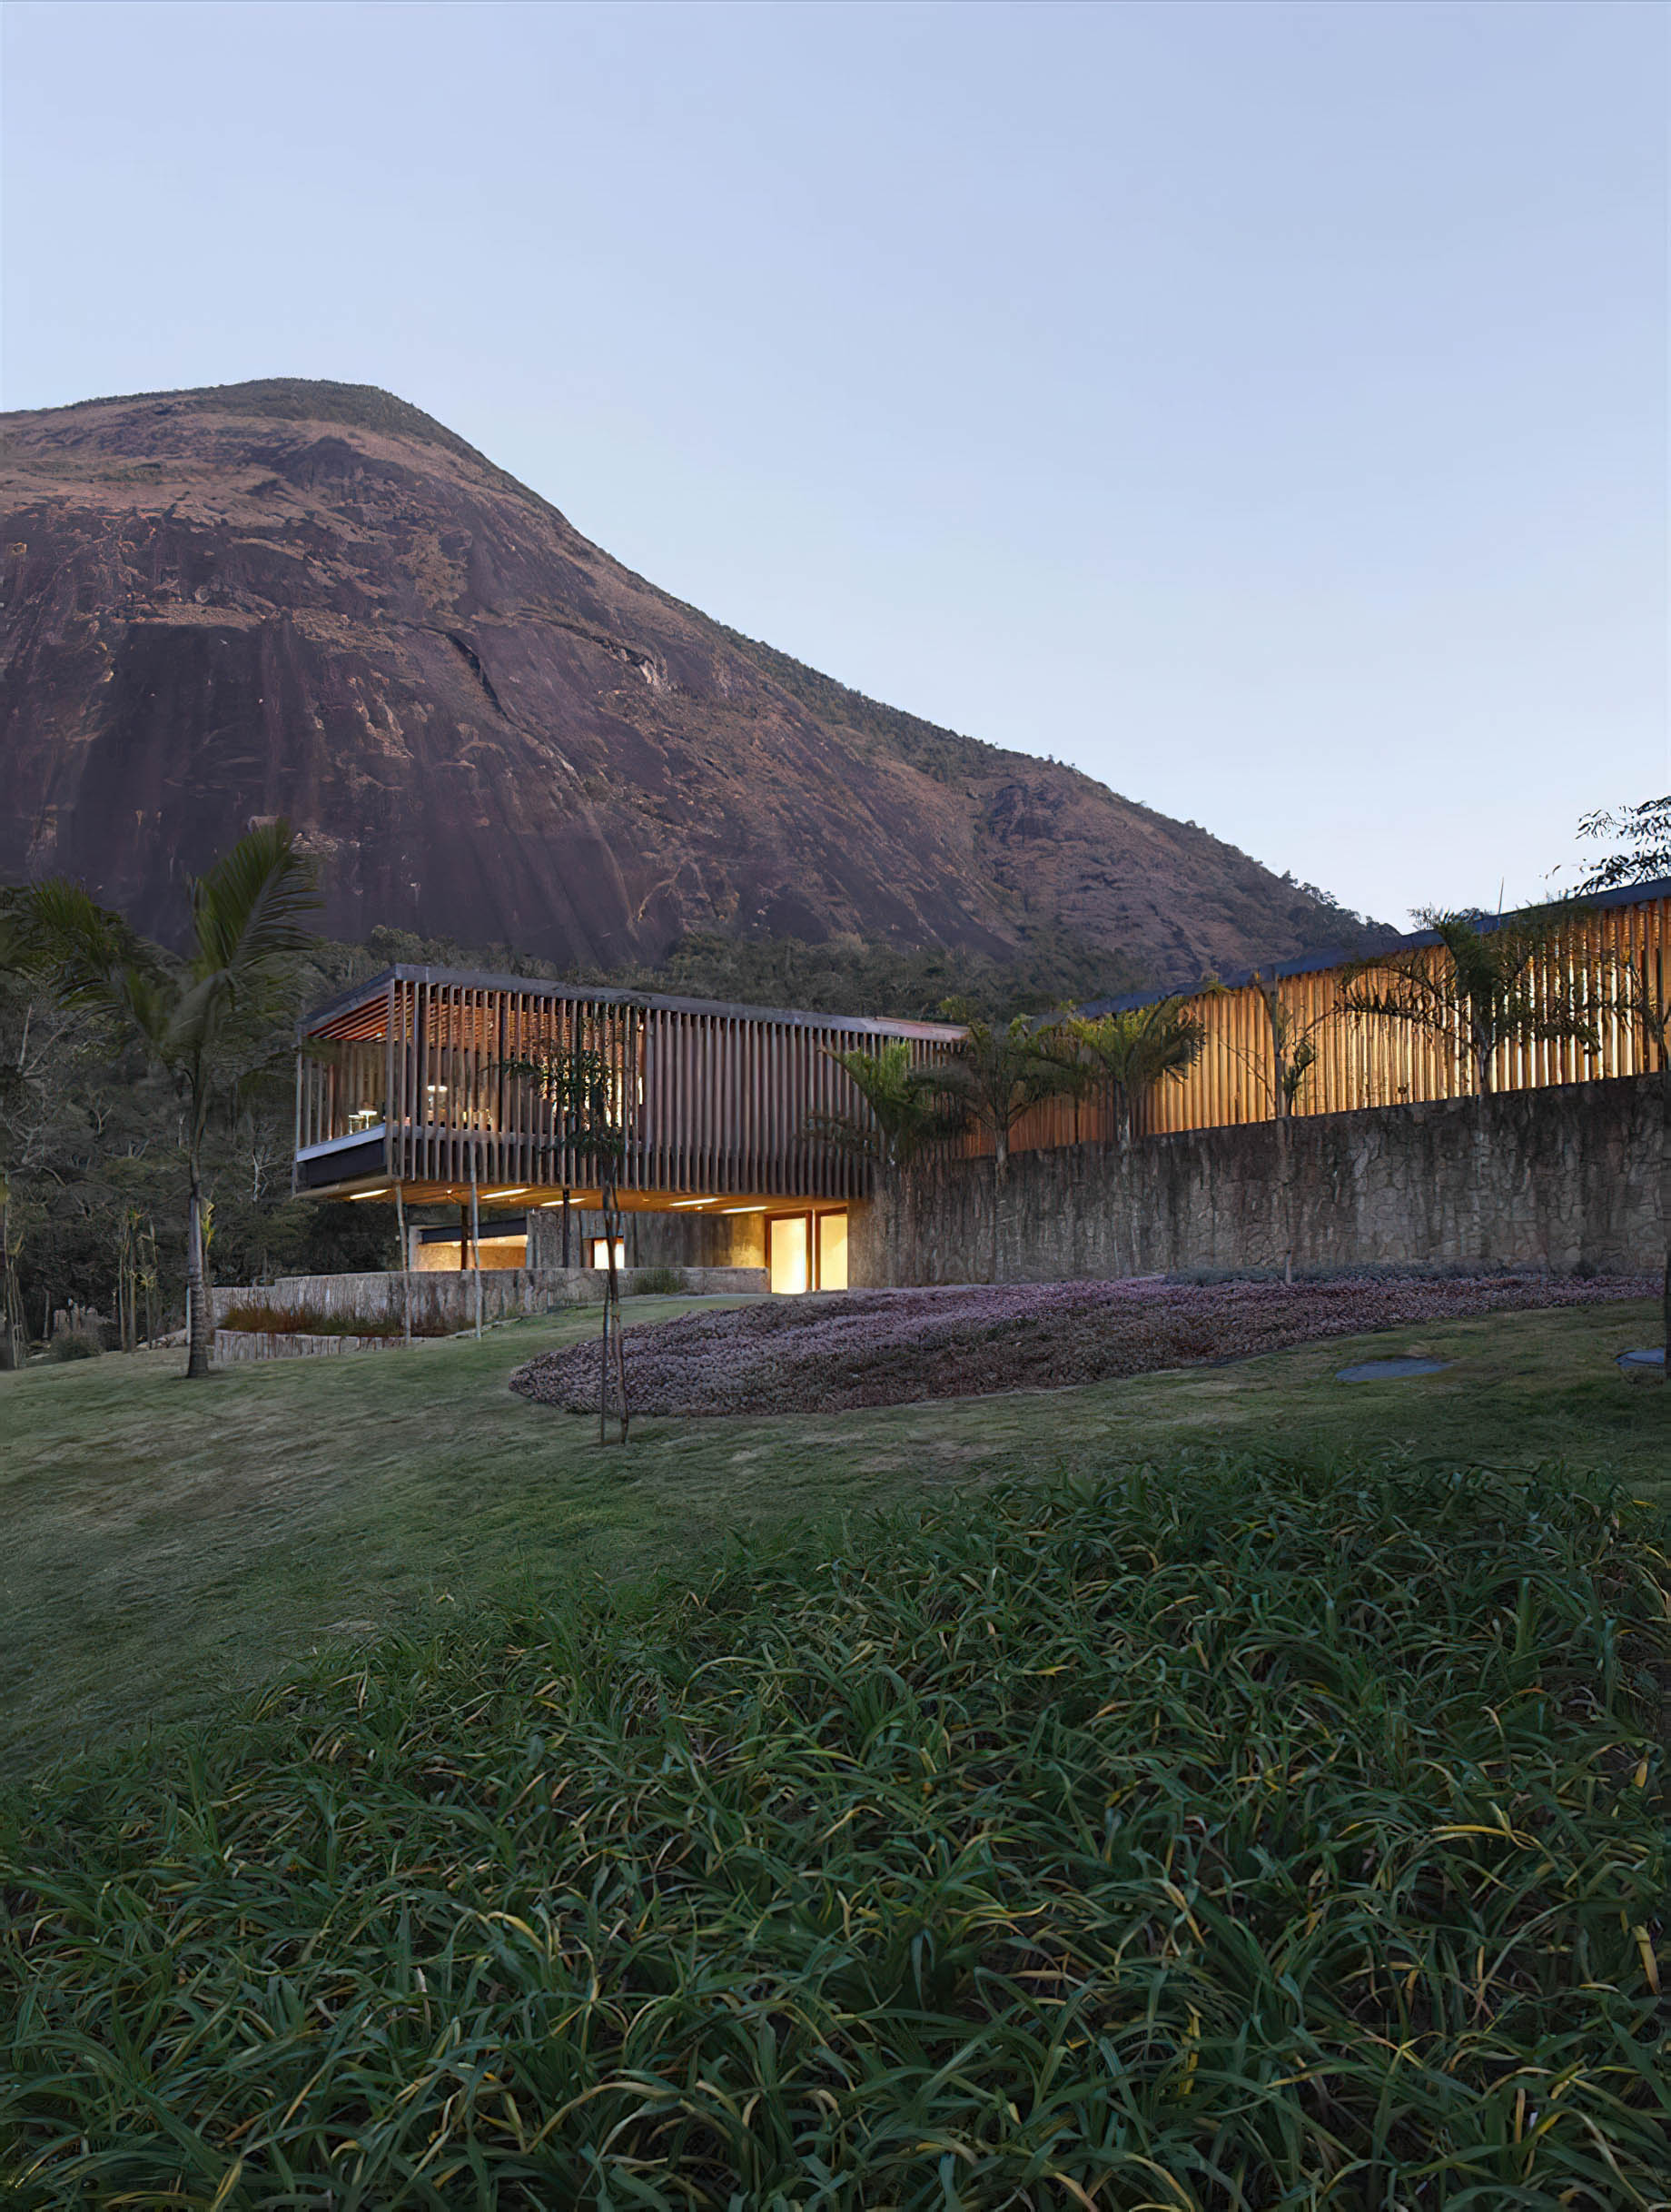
[2,1455,1666,2207]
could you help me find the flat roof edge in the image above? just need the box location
[1076,878,1671,1020]
[299,963,967,1039]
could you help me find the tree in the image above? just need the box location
[1341,905,1600,1098]
[501,1018,635,1442]
[29,824,321,1378]
[0,888,129,1366]
[936,1009,1082,1281]
[1343,903,1604,1269]
[809,1040,961,1285]
[1577,796,1671,893]
[1057,998,1204,1149]
[1610,948,1671,1379]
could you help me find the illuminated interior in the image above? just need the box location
[767,1216,809,1295]
[414,1235,529,1273]
[767,1209,848,1294]
[817,1210,848,1291]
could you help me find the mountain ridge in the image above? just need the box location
[1,376,1378,986]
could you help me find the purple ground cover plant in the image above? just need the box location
[509,1270,1657,1416]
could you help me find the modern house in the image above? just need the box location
[293,881,1669,1292]
[292,966,965,1294]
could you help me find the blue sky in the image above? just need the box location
[5,0,1665,924]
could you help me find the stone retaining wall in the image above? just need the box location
[851,1076,1665,1286]
[213,1265,768,1335]
[213,1329,411,1362]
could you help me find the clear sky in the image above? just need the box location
[5,0,1665,925]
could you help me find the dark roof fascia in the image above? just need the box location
[299,963,967,1042]
[1074,877,1671,1021]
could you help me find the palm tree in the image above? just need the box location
[810,1040,957,1286]
[1343,902,1602,1269]
[936,1012,1081,1281]
[1342,904,1600,1098]
[30,824,320,1378]
[1577,795,1671,893]
[1059,998,1205,1149]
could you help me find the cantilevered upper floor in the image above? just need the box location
[292,964,964,1207]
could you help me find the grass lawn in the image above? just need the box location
[2,1293,1666,1781]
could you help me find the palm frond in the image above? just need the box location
[189,821,321,989]
[24,882,168,1036]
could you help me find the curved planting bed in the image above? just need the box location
[509,1270,1658,1416]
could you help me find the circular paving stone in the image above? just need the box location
[1335,1356,1450,1383]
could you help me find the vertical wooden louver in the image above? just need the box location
[295,888,1671,1197]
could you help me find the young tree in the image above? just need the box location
[810,1039,960,1284]
[936,1010,1082,1281]
[502,1018,634,1441]
[1341,906,1600,1098]
[1058,998,1205,1149]
[29,824,321,1378]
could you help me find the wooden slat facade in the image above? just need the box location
[294,967,963,1205]
[294,884,1671,1204]
[997,884,1671,1158]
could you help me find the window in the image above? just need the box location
[590,1237,626,1270]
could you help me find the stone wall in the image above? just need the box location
[850,1076,1664,1286]
[213,1265,768,1334]
[525,1206,766,1271]
[214,1329,409,1362]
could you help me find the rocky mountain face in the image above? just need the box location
[2,379,1359,985]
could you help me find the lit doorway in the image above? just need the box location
[766,1210,847,1294]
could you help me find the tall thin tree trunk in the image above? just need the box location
[1659,1066,1670,1379]
[470,1173,482,1341]
[395,1185,411,1348]
[991,1132,1006,1285]
[598,1179,628,1443]
[184,1163,213,1378]
[1278,1113,1294,1285]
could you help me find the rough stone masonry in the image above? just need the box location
[849,1076,1662,1286]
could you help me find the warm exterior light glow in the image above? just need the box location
[347,1186,392,1201]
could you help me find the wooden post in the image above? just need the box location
[561,1185,571,1269]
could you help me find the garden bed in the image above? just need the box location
[509,1270,1662,1415]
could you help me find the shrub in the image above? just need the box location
[216,1303,448,1339]
[45,1329,101,1363]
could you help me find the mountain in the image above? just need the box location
[1,378,1368,986]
